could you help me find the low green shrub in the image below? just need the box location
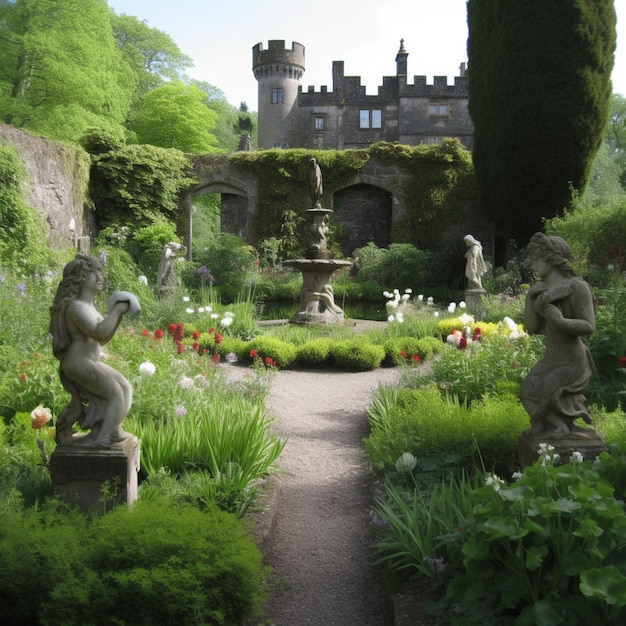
[245,336,297,368]
[0,499,267,626]
[296,338,333,366]
[382,336,444,367]
[448,451,626,624]
[364,384,528,475]
[330,339,386,371]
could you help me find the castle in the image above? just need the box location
[252,39,473,150]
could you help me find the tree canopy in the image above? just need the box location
[467,0,616,251]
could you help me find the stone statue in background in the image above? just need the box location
[156,241,186,289]
[464,234,487,290]
[50,254,140,447]
[520,233,596,439]
[307,157,323,207]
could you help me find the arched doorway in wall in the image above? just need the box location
[332,183,393,256]
[190,183,249,259]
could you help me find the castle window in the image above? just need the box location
[359,109,383,129]
[429,103,450,116]
[314,116,325,130]
[271,88,283,104]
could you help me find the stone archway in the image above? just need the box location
[332,183,393,255]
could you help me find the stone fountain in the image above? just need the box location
[283,158,352,324]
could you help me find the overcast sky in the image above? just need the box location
[107,0,626,110]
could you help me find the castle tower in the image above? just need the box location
[395,38,408,76]
[253,40,305,149]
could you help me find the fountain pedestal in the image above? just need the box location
[285,206,352,325]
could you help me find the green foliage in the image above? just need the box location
[0,498,268,625]
[330,339,385,371]
[130,219,181,283]
[130,82,222,154]
[467,0,616,247]
[193,233,257,303]
[87,138,195,230]
[0,142,54,269]
[431,334,543,404]
[448,453,626,624]
[245,336,297,368]
[1,0,134,141]
[364,384,528,475]
[382,336,443,367]
[545,194,626,280]
[295,338,333,367]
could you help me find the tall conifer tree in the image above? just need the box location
[467,0,616,252]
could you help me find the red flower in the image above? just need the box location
[192,342,200,351]
[214,333,222,345]
[209,327,215,334]
[211,353,221,364]
[265,357,276,368]
[619,356,626,368]
[250,349,257,358]
[192,330,200,340]
[142,329,150,337]
[21,360,30,366]
[177,341,184,354]
[458,337,467,350]
[168,323,176,332]
[154,328,164,339]
[20,373,26,381]
[400,350,407,358]
[472,327,482,341]
[411,354,420,363]
[33,353,40,358]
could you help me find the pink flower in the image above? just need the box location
[31,405,52,430]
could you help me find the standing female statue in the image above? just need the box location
[520,233,596,439]
[464,234,487,290]
[50,254,139,447]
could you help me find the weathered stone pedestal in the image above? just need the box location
[518,429,608,468]
[284,258,352,324]
[50,436,140,512]
[464,288,486,317]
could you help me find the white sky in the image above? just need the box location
[107,0,626,110]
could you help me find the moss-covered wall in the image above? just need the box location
[0,125,91,249]
[190,139,483,253]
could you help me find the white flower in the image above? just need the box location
[485,473,505,491]
[446,334,458,345]
[458,313,474,325]
[387,314,395,322]
[138,275,148,286]
[205,306,212,312]
[433,311,439,317]
[139,361,156,376]
[224,311,235,318]
[395,452,417,473]
[405,288,412,294]
[427,296,434,304]
[417,294,424,302]
[383,290,392,299]
[396,312,404,323]
[211,313,219,319]
[459,301,466,308]
[401,293,410,301]
[178,376,194,389]
[512,471,524,481]
[220,316,233,327]
[537,443,555,456]
[448,302,456,313]
[393,288,400,295]
[197,307,205,313]
[183,296,190,302]
[185,307,194,314]
[569,451,584,463]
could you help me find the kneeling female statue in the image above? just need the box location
[520,233,596,439]
[50,254,140,447]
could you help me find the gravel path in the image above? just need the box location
[248,366,402,626]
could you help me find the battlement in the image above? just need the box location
[252,40,305,73]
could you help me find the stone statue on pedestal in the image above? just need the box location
[50,254,140,447]
[520,233,596,439]
[464,234,487,290]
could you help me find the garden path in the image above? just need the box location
[246,364,401,626]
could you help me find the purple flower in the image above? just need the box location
[175,404,187,417]
[226,352,238,364]
[17,283,26,294]
[197,265,215,284]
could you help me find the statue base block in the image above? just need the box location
[464,288,486,317]
[518,430,608,468]
[49,436,140,512]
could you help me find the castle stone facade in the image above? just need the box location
[253,39,473,150]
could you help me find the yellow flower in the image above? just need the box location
[30,405,52,430]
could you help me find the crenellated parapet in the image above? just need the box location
[252,40,305,80]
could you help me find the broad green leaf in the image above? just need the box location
[525,544,549,571]
[579,566,626,607]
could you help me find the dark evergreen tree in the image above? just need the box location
[467,0,616,252]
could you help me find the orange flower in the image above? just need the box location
[31,405,52,430]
